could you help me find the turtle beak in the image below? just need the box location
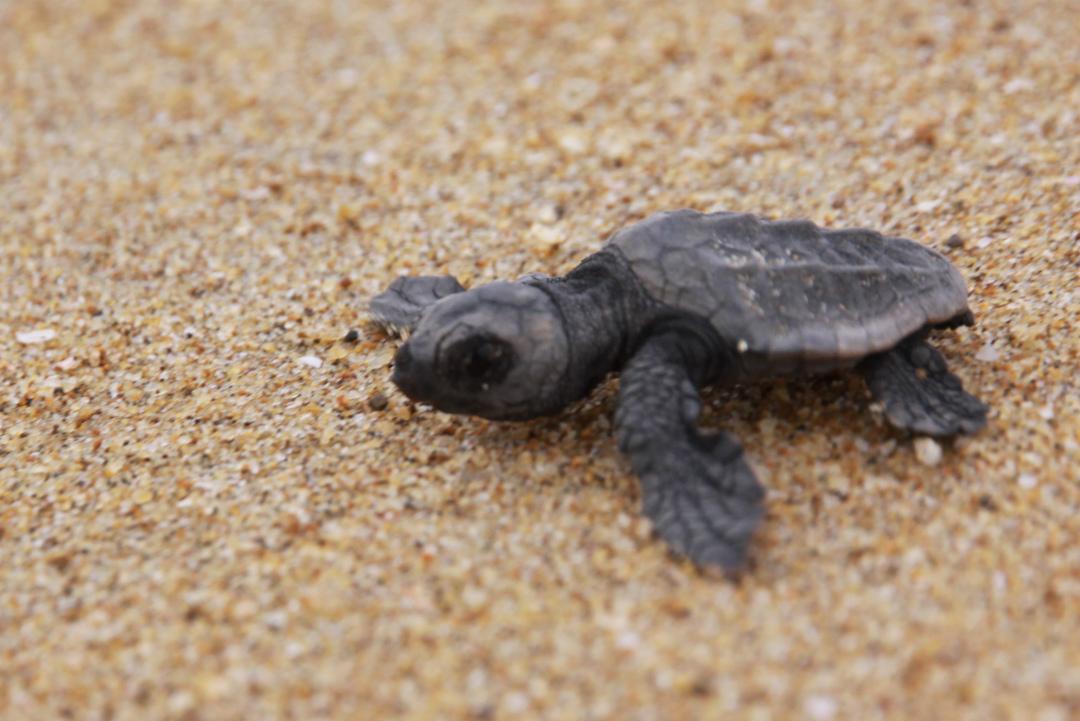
[391,341,414,379]
[391,341,435,402]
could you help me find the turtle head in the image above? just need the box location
[391,281,571,420]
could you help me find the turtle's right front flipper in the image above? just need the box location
[614,322,764,572]
[369,275,465,335]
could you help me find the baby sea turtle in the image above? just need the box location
[369,210,987,570]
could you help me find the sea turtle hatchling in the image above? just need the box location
[369,210,988,570]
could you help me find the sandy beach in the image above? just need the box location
[2,1,1077,719]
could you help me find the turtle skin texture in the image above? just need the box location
[369,210,988,572]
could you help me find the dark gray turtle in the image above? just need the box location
[369,210,988,570]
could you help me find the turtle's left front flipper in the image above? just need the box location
[614,323,764,572]
[861,335,987,436]
[369,275,465,335]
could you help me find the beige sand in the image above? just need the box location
[2,1,1077,719]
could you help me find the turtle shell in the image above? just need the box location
[608,210,971,370]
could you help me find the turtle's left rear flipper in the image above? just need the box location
[861,336,987,437]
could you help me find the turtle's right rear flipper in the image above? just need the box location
[861,337,987,437]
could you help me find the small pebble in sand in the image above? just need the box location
[367,392,389,411]
[946,233,965,249]
[326,345,349,362]
[535,204,560,224]
[343,329,359,343]
[975,344,1001,362]
[16,329,56,344]
[914,437,943,466]
[298,355,323,368]
[804,694,839,721]
[1018,473,1037,489]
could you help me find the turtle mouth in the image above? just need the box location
[391,376,487,416]
[390,368,428,402]
[391,342,435,401]
[390,341,483,415]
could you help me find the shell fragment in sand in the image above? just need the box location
[16,329,57,344]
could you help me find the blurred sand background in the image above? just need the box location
[1,0,1078,719]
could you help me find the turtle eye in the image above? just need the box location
[465,340,505,379]
[446,335,514,388]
